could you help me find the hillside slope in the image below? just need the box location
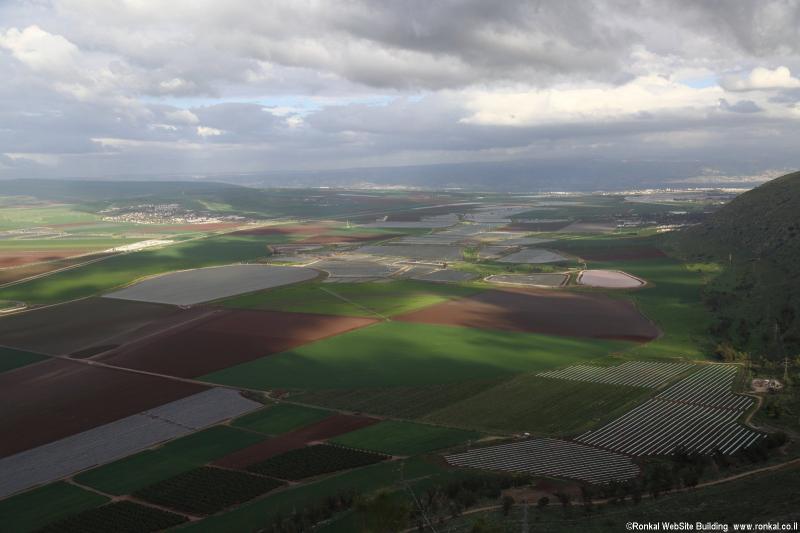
[676,170,800,356]
[688,170,800,263]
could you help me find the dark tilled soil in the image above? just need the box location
[395,288,660,341]
[97,309,377,378]
[232,223,335,236]
[0,297,181,355]
[0,359,206,457]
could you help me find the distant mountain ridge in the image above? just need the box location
[688,170,800,263]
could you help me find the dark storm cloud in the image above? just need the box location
[718,98,763,113]
[0,0,799,184]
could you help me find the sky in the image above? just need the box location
[1,0,799,188]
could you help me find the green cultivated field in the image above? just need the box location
[74,426,265,495]
[552,234,712,359]
[3,185,781,533]
[293,379,503,419]
[38,501,187,533]
[0,482,108,533]
[0,238,140,252]
[330,420,481,456]
[202,322,633,390]
[0,234,285,304]
[0,346,47,374]
[597,257,712,360]
[248,444,387,480]
[221,280,482,317]
[179,457,444,533]
[424,373,652,435]
[135,466,283,516]
[0,205,99,230]
[232,404,330,435]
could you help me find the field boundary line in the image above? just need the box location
[74,307,225,359]
[64,477,121,502]
[0,252,121,291]
[63,478,202,522]
[317,286,390,321]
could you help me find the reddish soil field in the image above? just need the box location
[214,414,378,469]
[0,297,182,355]
[155,222,244,232]
[395,288,660,341]
[233,223,335,236]
[0,252,115,284]
[0,359,206,457]
[552,246,666,261]
[97,309,377,378]
[0,249,95,267]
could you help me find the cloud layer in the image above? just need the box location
[1,0,799,187]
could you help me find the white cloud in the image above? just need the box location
[0,1,799,183]
[721,66,800,91]
[0,25,78,73]
[166,109,199,124]
[4,152,60,166]
[196,125,224,137]
[460,76,724,126]
[285,115,303,128]
[148,123,178,131]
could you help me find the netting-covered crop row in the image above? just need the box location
[537,361,694,388]
[445,437,639,484]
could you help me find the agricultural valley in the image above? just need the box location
[0,174,798,532]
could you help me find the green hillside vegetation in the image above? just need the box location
[0,179,472,219]
[449,462,800,532]
[674,170,800,357]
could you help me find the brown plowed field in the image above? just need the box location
[0,250,95,267]
[97,310,377,378]
[0,253,115,285]
[0,359,206,457]
[214,414,378,470]
[233,223,335,236]
[395,288,660,341]
[155,222,243,232]
[0,298,182,355]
